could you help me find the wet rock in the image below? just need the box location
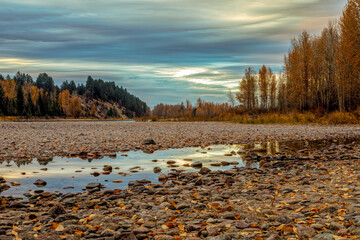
[48,203,66,218]
[158,174,168,182]
[191,161,203,168]
[112,180,123,183]
[199,167,211,174]
[153,167,162,173]
[0,183,10,191]
[86,182,101,189]
[103,165,112,172]
[91,172,100,177]
[9,200,25,208]
[33,179,47,187]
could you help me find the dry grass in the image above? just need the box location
[144,111,359,125]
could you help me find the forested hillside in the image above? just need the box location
[0,72,148,118]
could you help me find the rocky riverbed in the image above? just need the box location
[0,122,360,239]
[0,122,359,160]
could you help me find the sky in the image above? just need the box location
[0,0,347,107]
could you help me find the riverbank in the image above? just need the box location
[0,122,360,161]
[0,136,359,239]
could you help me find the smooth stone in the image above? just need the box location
[191,161,203,168]
[86,182,101,189]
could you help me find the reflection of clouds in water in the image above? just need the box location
[0,145,258,195]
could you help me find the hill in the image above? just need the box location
[0,72,149,119]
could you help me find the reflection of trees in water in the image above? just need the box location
[37,157,54,166]
[241,141,280,155]
[0,158,33,167]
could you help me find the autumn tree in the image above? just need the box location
[70,97,82,118]
[259,65,269,111]
[277,72,287,111]
[336,0,360,111]
[285,31,313,111]
[226,89,236,108]
[311,21,339,110]
[59,90,71,116]
[90,104,96,117]
[236,67,257,110]
[268,68,277,111]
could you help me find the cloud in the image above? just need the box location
[0,0,347,106]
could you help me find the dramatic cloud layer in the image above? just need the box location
[0,0,346,106]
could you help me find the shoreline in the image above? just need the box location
[0,134,359,239]
[0,122,359,239]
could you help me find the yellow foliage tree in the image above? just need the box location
[59,90,71,116]
[70,97,82,118]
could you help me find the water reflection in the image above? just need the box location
[1,136,356,196]
[0,144,257,196]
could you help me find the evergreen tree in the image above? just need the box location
[26,93,35,117]
[16,84,25,116]
[0,85,5,115]
[36,73,54,93]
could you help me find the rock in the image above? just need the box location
[132,227,150,235]
[143,139,156,145]
[33,179,47,187]
[158,174,168,182]
[297,225,316,238]
[9,181,21,186]
[48,203,66,218]
[209,233,240,240]
[235,220,250,229]
[199,167,211,174]
[112,180,123,183]
[86,182,101,189]
[155,235,175,240]
[153,167,162,173]
[0,183,10,192]
[55,214,80,222]
[91,172,100,177]
[103,165,112,172]
[266,233,281,240]
[115,231,137,240]
[191,161,203,168]
[314,233,334,240]
[9,200,25,208]
[329,222,344,230]
[311,224,325,230]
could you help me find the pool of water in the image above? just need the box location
[0,144,259,196]
[1,136,358,196]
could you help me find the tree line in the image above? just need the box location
[0,72,148,118]
[152,98,231,119]
[152,0,359,119]
[237,0,359,113]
